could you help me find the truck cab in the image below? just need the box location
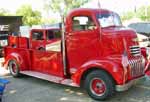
[30,28,61,50]
[8,28,61,50]
[3,8,149,100]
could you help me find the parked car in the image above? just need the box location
[128,22,150,47]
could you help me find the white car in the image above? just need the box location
[128,22,150,47]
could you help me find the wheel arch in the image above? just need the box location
[71,60,124,86]
[80,67,117,88]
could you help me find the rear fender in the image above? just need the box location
[4,52,23,69]
[71,60,124,86]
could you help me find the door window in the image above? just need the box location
[32,31,44,40]
[72,16,96,31]
[46,30,61,40]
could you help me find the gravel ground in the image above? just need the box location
[0,58,150,102]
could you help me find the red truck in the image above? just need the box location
[3,8,148,100]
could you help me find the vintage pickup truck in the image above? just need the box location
[3,8,149,100]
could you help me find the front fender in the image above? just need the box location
[71,59,124,86]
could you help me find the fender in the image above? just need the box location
[71,59,124,86]
[4,52,23,69]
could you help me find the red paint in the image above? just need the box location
[4,8,148,90]
[141,47,147,59]
[91,78,106,96]
[146,70,150,76]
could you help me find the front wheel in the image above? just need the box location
[8,60,20,77]
[84,70,115,100]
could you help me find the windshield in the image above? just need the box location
[97,13,122,28]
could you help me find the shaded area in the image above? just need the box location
[0,74,149,102]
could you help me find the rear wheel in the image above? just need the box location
[8,60,20,77]
[84,70,115,100]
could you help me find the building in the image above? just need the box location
[0,16,22,34]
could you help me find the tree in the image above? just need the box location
[44,0,91,17]
[121,11,135,21]
[41,18,58,24]
[16,5,42,26]
[136,6,150,21]
[121,5,150,21]
[0,8,10,16]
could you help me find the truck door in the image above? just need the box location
[66,15,100,70]
[30,30,46,50]
[31,30,64,77]
[46,29,61,45]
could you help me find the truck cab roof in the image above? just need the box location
[67,8,114,17]
[31,28,60,31]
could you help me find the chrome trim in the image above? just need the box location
[115,76,145,92]
[130,45,141,56]
[129,45,140,48]
[130,48,140,51]
[61,16,67,75]
[130,51,140,53]
[128,56,144,78]
[132,53,141,56]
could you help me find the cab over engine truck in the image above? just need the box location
[3,8,149,100]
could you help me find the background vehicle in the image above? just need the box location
[0,16,22,56]
[128,22,150,47]
[128,23,150,70]
[3,8,148,100]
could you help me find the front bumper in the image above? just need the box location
[115,76,145,91]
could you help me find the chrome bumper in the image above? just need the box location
[115,76,145,92]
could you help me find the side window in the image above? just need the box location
[72,16,95,31]
[32,31,44,40]
[47,30,61,40]
[54,30,61,38]
[47,30,54,40]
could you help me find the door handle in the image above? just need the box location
[68,33,74,36]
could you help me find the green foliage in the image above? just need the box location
[16,5,42,26]
[121,5,150,21]
[136,6,150,21]
[0,8,10,16]
[121,11,135,21]
[45,0,91,16]
[41,18,58,24]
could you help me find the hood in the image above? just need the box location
[102,26,137,37]
[101,26,140,57]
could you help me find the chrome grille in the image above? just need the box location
[128,57,145,78]
[130,46,141,56]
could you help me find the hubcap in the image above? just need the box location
[90,78,106,96]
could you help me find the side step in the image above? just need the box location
[20,71,79,87]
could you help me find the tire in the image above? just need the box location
[8,60,20,77]
[84,70,115,100]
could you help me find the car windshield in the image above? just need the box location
[97,13,122,28]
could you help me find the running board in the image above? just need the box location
[20,71,79,87]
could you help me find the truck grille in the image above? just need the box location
[128,57,145,78]
[130,46,141,56]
